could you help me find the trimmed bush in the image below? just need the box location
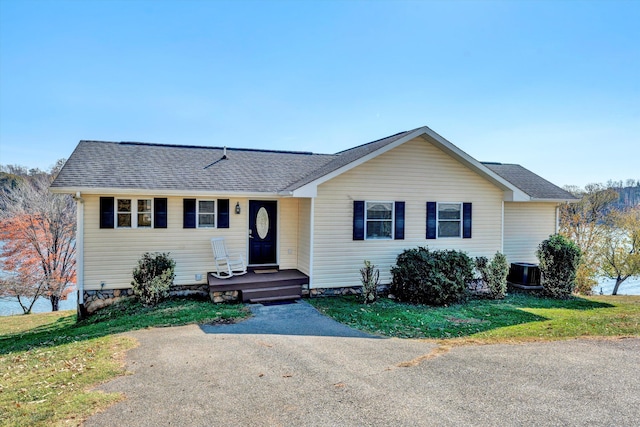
[390,247,474,305]
[131,252,176,306]
[360,260,380,304]
[476,252,509,299]
[536,234,582,299]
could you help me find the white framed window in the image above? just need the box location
[117,199,132,228]
[437,202,462,238]
[137,199,152,228]
[365,201,394,239]
[116,198,153,228]
[198,200,216,228]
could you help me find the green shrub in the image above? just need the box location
[131,252,176,306]
[536,234,582,299]
[390,247,474,305]
[360,260,380,304]
[475,252,509,299]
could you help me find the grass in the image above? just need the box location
[309,293,640,343]
[0,298,250,427]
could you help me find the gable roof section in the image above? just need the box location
[51,127,574,202]
[51,141,335,195]
[285,126,533,200]
[482,162,577,201]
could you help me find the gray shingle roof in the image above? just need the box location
[51,141,336,193]
[482,162,576,200]
[51,129,574,201]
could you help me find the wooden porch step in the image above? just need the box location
[249,295,302,304]
[240,284,302,303]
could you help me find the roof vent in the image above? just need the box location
[222,146,227,159]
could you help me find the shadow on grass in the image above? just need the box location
[309,293,618,339]
[0,298,249,355]
[504,292,615,310]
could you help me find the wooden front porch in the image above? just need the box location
[208,268,309,303]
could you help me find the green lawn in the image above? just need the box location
[0,298,249,427]
[309,293,640,342]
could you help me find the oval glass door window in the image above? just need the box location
[256,207,269,239]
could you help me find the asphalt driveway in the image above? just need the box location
[85,300,640,427]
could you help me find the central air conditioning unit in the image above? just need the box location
[507,262,541,287]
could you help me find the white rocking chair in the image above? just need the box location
[210,237,247,279]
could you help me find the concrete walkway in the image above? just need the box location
[85,300,640,427]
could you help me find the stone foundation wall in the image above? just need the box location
[83,283,210,314]
[209,290,240,303]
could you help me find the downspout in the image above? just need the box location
[308,197,315,291]
[74,192,86,319]
[555,205,560,234]
[500,201,504,254]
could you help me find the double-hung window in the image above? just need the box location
[426,201,471,239]
[183,199,225,229]
[198,200,215,228]
[100,197,166,229]
[117,199,132,227]
[437,203,462,238]
[353,200,404,241]
[365,201,394,239]
[116,198,153,228]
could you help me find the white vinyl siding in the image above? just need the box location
[311,136,504,289]
[296,198,312,276]
[503,202,558,264]
[278,198,299,270]
[83,195,248,290]
[83,196,306,290]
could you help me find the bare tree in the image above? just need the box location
[559,183,618,294]
[598,207,640,295]
[0,171,76,312]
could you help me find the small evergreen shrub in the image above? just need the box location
[536,234,582,299]
[360,260,380,304]
[131,252,176,306]
[390,247,474,306]
[475,252,508,299]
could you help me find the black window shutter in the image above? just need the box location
[218,199,230,228]
[426,202,437,239]
[183,199,196,229]
[394,201,405,240]
[154,198,168,229]
[463,202,472,238]
[353,200,365,240]
[99,197,114,229]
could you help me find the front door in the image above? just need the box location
[248,200,277,265]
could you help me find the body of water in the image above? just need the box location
[594,277,640,296]
[0,292,77,316]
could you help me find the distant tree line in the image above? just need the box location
[560,180,640,295]
[0,160,76,314]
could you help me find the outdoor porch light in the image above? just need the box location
[235,202,241,214]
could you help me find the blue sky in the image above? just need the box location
[0,0,638,188]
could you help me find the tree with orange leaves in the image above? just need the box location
[0,169,76,313]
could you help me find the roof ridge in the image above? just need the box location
[334,129,418,155]
[80,140,318,156]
